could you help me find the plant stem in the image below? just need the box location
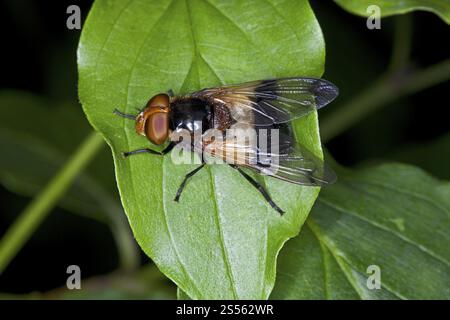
[389,15,413,72]
[105,202,140,273]
[321,58,450,142]
[0,131,105,273]
[78,172,139,273]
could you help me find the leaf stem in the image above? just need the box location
[0,131,105,273]
[321,58,450,142]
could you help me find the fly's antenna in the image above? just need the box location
[113,108,136,120]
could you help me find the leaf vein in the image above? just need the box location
[119,0,203,299]
[208,167,239,299]
[306,221,363,299]
[318,197,450,268]
[162,161,203,299]
[344,177,449,216]
[202,0,256,46]
[307,220,407,300]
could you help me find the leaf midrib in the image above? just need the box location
[207,167,239,299]
[115,0,205,298]
[187,0,240,298]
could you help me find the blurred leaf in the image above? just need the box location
[52,264,176,300]
[386,133,450,180]
[334,0,450,24]
[272,163,450,299]
[0,91,113,223]
[78,0,326,299]
[0,91,138,271]
[0,264,176,300]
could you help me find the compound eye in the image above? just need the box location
[135,93,171,144]
[146,112,169,145]
[148,94,169,110]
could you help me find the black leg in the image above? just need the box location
[174,163,206,202]
[231,165,284,215]
[113,108,136,120]
[123,148,161,157]
[161,142,176,155]
[123,142,176,158]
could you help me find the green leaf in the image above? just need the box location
[177,287,191,300]
[271,163,450,299]
[334,0,450,24]
[387,133,450,180]
[78,0,325,299]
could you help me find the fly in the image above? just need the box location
[114,77,339,215]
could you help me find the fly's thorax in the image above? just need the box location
[169,97,212,134]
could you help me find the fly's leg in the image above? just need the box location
[174,163,206,202]
[231,165,284,215]
[167,89,175,97]
[123,149,160,157]
[113,108,136,120]
[123,142,176,158]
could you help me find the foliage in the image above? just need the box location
[78,0,326,300]
[0,0,449,300]
[272,163,450,299]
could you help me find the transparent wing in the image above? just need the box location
[261,141,337,186]
[197,130,336,186]
[192,77,339,126]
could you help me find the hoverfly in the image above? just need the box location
[114,77,338,215]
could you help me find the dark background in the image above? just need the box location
[0,0,448,294]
